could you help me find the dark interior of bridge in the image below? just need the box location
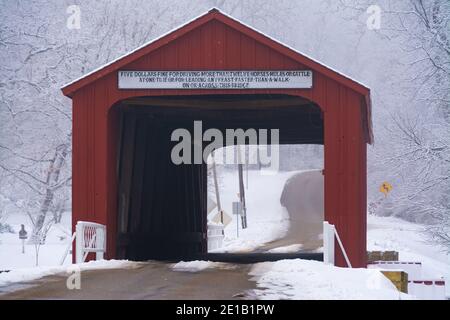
[114,94,324,261]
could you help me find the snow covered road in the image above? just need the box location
[0,261,256,300]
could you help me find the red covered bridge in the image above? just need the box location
[62,8,372,267]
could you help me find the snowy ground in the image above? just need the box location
[170,258,411,299]
[0,212,72,270]
[167,258,409,299]
[247,215,450,300]
[209,169,295,252]
[0,259,142,288]
[249,259,411,300]
[367,214,450,279]
[171,260,238,272]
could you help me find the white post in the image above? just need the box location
[445,276,450,300]
[446,256,450,300]
[60,232,76,265]
[323,221,335,265]
[75,222,83,264]
[96,251,104,261]
[96,227,105,260]
[334,227,352,268]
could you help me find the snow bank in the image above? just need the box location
[172,260,213,272]
[266,244,303,253]
[368,215,450,279]
[249,259,413,300]
[171,260,236,272]
[0,260,142,287]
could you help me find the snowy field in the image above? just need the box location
[367,215,450,279]
[0,212,72,270]
[243,214,450,300]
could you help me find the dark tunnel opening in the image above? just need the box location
[114,94,324,261]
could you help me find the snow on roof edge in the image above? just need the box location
[61,7,370,93]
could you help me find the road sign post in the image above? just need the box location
[19,224,28,254]
[232,201,242,238]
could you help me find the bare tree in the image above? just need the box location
[29,141,70,243]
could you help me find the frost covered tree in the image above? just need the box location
[0,1,74,243]
[338,0,449,250]
[1,0,295,242]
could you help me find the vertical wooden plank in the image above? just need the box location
[85,86,94,221]
[117,113,136,236]
[344,90,367,267]
[201,21,214,68]
[323,78,343,265]
[225,25,241,69]
[268,48,285,69]
[201,163,208,254]
[94,81,108,227]
[71,92,88,262]
[106,103,120,259]
[214,20,225,68]
[190,25,203,69]
[128,118,147,235]
[177,32,191,69]
[254,41,270,69]
[240,34,254,68]
[141,117,156,234]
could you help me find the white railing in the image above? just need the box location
[446,276,450,300]
[408,280,446,300]
[75,221,106,264]
[59,231,76,265]
[323,221,352,268]
[368,261,449,299]
[368,261,423,279]
[207,222,224,251]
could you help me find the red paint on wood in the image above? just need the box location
[63,9,370,267]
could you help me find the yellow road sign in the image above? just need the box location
[379,182,393,196]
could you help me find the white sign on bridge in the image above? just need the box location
[118,70,313,89]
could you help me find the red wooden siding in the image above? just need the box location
[65,9,370,267]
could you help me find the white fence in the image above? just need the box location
[408,280,446,300]
[207,223,224,251]
[323,221,352,267]
[368,261,423,279]
[368,261,449,299]
[75,221,107,264]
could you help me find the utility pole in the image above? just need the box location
[245,145,249,189]
[211,150,223,224]
[237,146,247,229]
